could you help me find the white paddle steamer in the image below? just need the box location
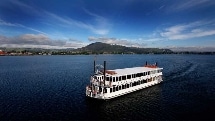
[86,61,163,99]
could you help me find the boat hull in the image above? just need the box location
[86,79,163,100]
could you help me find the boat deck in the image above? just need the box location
[106,66,163,76]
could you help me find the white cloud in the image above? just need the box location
[166,0,215,12]
[8,0,110,35]
[88,36,146,47]
[83,8,110,35]
[44,10,109,35]
[175,0,209,10]
[160,20,215,40]
[10,0,41,15]
[0,34,86,49]
[0,19,47,35]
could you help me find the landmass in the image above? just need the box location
[0,42,215,56]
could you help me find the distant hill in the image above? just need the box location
[2,43,215,55]
[75,42,172,54]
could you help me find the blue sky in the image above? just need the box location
[0,0,215,51]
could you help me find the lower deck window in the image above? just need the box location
[104,88,107,93]
[119,86,121,90]
[122,85,125,89]
[99,87,102,92]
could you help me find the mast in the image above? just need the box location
[93,56,96,73]
[94,60,96,73]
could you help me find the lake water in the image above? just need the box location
[0,55,215,121]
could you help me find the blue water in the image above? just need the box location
[0,55,215,121]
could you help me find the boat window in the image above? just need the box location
[106,77,109,81]
[104,88,107,93]
[99,87,102,92]
[127,75,131,79]
[116,86,118,91]
[119,76,121,81]
[110,88,112,93]
[148,71,150,75]
[135,73,138,77]
[136,73,141,77]
[113,87,115,92]
[116,77,118,81]
[110,77,113,82]
[140,73,143,76]
[122,76,126,80]
[127,84,129,88]
[119,86,121,90]
[113,77,115,82]
[143,72,145,76]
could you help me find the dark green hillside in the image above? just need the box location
[75,42,172,54]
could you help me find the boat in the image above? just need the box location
[86,61,163,99]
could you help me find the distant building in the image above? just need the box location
[0,50,6,55]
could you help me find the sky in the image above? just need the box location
[0,0,215,51]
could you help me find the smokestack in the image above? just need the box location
[145,61,147,66]
[104,61,106,85]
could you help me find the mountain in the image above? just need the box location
[75,42,172,54]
